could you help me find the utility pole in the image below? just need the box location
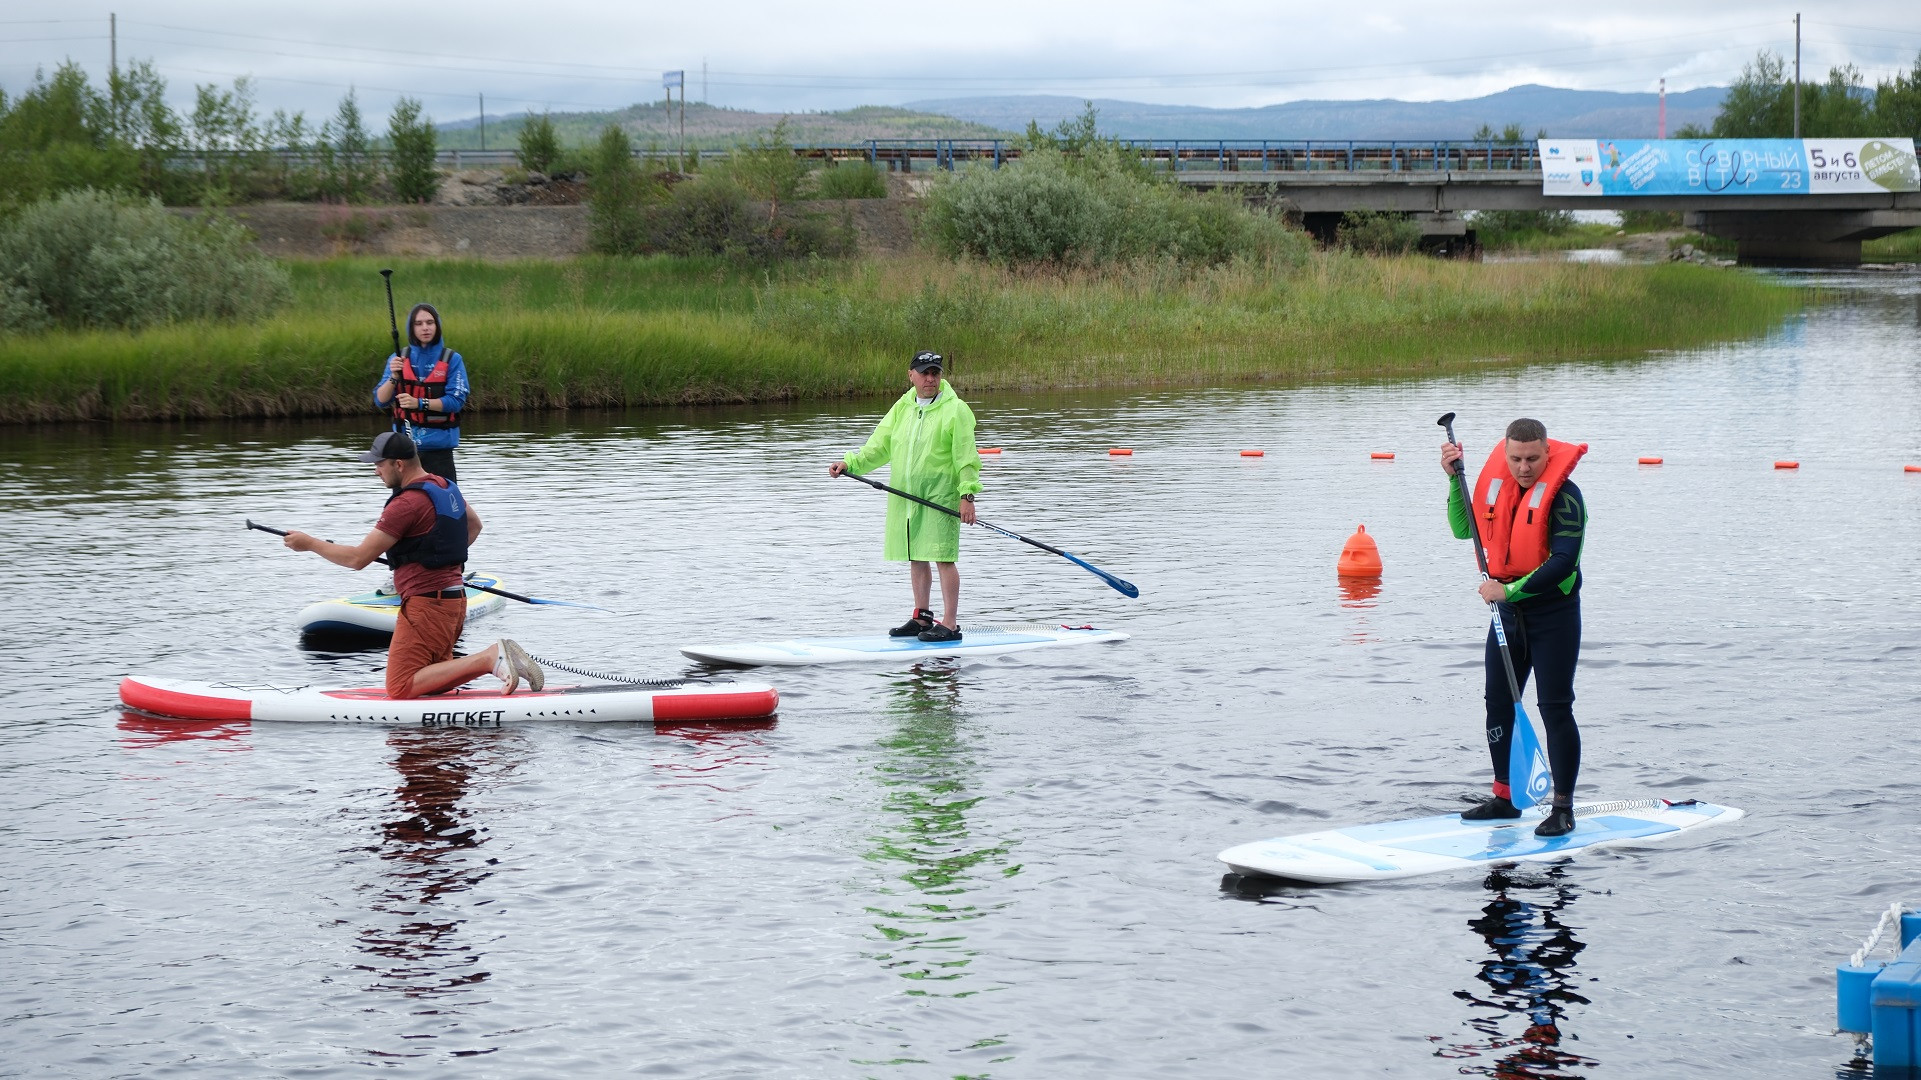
[479,92,486,150]
[1793,13,1802,138]
[663,70,685,157]
[702,59,707,103]
[109,13,118,134]
[1658,76,1666,138]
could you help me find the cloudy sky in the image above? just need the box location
[5,1,1918,123]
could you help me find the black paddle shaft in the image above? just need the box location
[841,470,1065,557]
[1437,412,1526,704]
[245,518,548,607]
[380,269,403,359]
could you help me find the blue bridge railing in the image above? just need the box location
[796,139,1543,173]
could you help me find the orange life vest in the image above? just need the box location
[1472,439,1587,581]
[392,347,456,429]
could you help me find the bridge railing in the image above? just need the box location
[814,139,1541,173]
[148,140,1543,174]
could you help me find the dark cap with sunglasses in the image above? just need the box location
[910,351,944,372]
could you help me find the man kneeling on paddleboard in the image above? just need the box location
[1442,418,1588,837]
[283,432,543,698]
[829,350,981,641]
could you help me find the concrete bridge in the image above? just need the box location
[432,139,1921,264]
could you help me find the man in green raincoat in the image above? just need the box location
[829,351,981,641]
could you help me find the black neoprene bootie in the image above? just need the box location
[1461,795,1521,821]
[917,623,963,643]
[1535,805,1577,837]
[890,609,935,637]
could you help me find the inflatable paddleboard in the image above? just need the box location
[1218,798,1744,884]
[119,674,778,726]
[295,573,508,638]
[679,624,1129,667]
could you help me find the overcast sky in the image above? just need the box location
[5,1,1919,124]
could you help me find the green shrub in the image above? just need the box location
[517,113,561,174]
[813,160,888,199]
[1338,211,1424,255]
[386,97,439,204]
[0,189,290,332]
[641,174,853,261]
[587,125,649,255]
[1620,209,1682,232]
[921,145,1307,267]
[1471,209,1576,248]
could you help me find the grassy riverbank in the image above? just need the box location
[0,254,1805,423]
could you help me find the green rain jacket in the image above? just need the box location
[842,380,981,562]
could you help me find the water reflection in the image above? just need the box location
[1437,865,1598,1077]
[116,711,251,749]
[355,727,524,1003]
[863,666,1014,1000]
[1338,578,1383,645]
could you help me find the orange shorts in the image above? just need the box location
[386,595,468,699]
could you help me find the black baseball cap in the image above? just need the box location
[910,350,944,372]
[358,431,418,462]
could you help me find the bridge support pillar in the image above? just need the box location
[1685,209,1921,267]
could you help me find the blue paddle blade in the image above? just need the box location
[1507,703,1553,810]
[1062,551,1140,598]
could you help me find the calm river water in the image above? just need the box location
[3,268,1919,1078]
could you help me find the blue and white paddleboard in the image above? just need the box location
[1218,799,1745,884]
[679,624,1128,667]
[294,573,508,638]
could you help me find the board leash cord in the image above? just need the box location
[527,654,688,688]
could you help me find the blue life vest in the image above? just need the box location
[385,478,469,569]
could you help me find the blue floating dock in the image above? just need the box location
[1836,905,1921,1069]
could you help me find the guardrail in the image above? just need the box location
[163,140,1545,174]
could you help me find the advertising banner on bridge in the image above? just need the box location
[1539,138,1920,197]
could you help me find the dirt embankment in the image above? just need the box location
[192,197,918,260]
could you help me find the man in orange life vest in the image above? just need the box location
[1441,418,1588,838]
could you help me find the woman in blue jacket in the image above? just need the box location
[373,303,470,481]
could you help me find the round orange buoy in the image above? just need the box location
[1775,460,1799,470]
[1337,525,1383,578]
[1240,449,1264,457]
[1371,452,1395,460]
[1638,456,1663,465]
[979,447,1002,454]
[1109,448,1133,456]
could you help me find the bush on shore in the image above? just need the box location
[0,189,290,333]
[812,161,888,200]
[1337,211,1424,255]
[920,108,1308,268]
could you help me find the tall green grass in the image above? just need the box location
[0,254,1805,422]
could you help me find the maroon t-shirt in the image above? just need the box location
[374,475,466,598]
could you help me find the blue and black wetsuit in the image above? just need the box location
[1448,479,1588,799]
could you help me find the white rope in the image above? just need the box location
[1850,902,1907,969]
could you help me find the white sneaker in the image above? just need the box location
[492,643,521,695]
[494,639,544,694]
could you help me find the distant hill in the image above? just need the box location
[905,84,1728,140]
[436,102,1014,151]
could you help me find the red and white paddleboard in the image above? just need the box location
[119,674,779,726]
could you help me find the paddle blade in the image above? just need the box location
[1062,551,1140,598]
[1507,703,1552,810]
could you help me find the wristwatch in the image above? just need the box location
[961,495,975,502]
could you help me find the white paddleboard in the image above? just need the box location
[294,572,508,637]
[119,674,778,726]
[680,623,1129,667]
[1218,799,1744,884]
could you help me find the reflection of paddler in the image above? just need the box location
[282,432,543,699]
[828,350,981,642]
[1440,418,1588,837]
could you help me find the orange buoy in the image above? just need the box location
[1109,448,1133,456]
[1774,460,1799,470]
[1638,456,1664,465]
[1337,525,1383,578]
[979,447,1002,454]
[1371,452,1395,460]
[1240,449,1264,457]
[1906,465,1921,473]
